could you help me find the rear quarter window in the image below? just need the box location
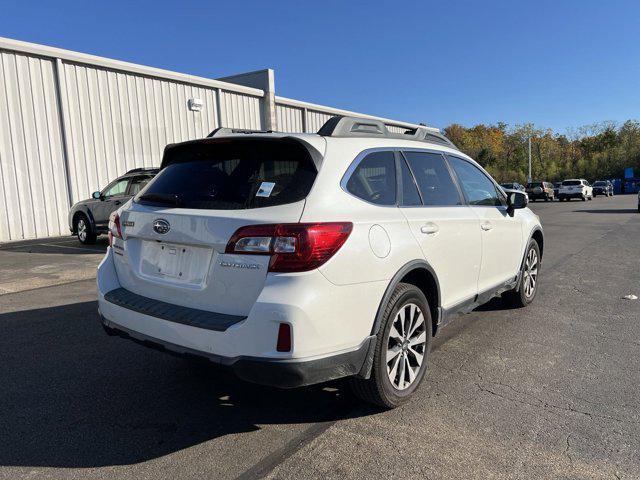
[345,151,397,206]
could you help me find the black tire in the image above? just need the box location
[350,283,432,409]
[75,214,97,245]
[587,195,592,201]
[503,239,541,308]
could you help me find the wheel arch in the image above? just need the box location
[357,260,441,380]
[371,260,441,339]
[514,226,544,294]
[530,227,544,259]
[71,208,95,233]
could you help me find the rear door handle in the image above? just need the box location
[420,223,439,235]
[480,222,493,231]
[114,200,122,206]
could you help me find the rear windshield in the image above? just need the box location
[526,182,542,188]
[500,183,515,189]
[562,180,581,186]
[135,139,317,210]
[593,181,606,186]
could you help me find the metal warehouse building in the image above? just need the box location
[0,37,422,243]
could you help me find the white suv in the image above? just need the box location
[558,179,593,201]
[98,116,543,408]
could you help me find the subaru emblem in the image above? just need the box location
[152,219,170,235]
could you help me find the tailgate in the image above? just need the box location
[113,201,305,316]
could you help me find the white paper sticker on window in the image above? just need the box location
[256,182,276,197]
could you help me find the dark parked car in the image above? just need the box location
[553,182,562,197]
[68,168,158,244]
[525,181,555,201]
[592,180,613,197]
[499,182,526,192]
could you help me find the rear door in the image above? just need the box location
[113,137,319,316]
[126,174,154,197]
[94,177,130,227]
[446,155,523,294]
[398,150,481,309]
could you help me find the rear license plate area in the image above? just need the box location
[140,241,213,286]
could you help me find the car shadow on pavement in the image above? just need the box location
[0,300,377,469]
[574,208,638,214]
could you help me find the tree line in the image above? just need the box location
[443,120,640,183]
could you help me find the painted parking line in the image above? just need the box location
[1,242,106,253]
[33,243,106,253]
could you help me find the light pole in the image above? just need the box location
[528,136,532,183]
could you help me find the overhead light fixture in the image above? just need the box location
[188,98,203,112]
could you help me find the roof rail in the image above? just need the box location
[317,116,458,150]
[207,127,275,137]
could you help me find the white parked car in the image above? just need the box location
[97,116,544,408]
[558,179,593,201]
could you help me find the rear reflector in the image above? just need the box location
[276,323,292,352]
[225,222,353,273]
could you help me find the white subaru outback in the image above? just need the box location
[98,116,543,408]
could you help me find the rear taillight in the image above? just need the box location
[108,211,122,246]
[225,222,353,273]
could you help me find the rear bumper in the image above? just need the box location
[558,192,584,198]
[100,313,373,388]
[96,247,383,387]
[527,192,550,199]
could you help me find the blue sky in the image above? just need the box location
[1,0,638,132]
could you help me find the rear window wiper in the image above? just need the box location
[136,193,183,207]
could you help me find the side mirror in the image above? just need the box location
[92,191,102,200]
[507,191,528,217]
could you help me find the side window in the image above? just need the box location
[403,151,462,206]
[447,156,503,207]
[102,179,129,198]
[346,151,396,205]
[399,156,422,206]
[128,176,152,196]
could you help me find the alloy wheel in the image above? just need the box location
[522,247,538,298]
[77,219,87,242]
[386,303,427,390]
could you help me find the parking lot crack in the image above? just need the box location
[563,434,573,464]
[475,381,639,425]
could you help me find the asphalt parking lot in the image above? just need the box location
[1,195,638,479]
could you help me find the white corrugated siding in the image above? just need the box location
[0,37,424,242]
[0,51,69,241]
[59,62,223,205]
[275,104,304,132]
[219,91,262,130]
[387,125,410,134]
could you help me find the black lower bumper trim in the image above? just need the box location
[104,287,246,332]
[101,315,374,388]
